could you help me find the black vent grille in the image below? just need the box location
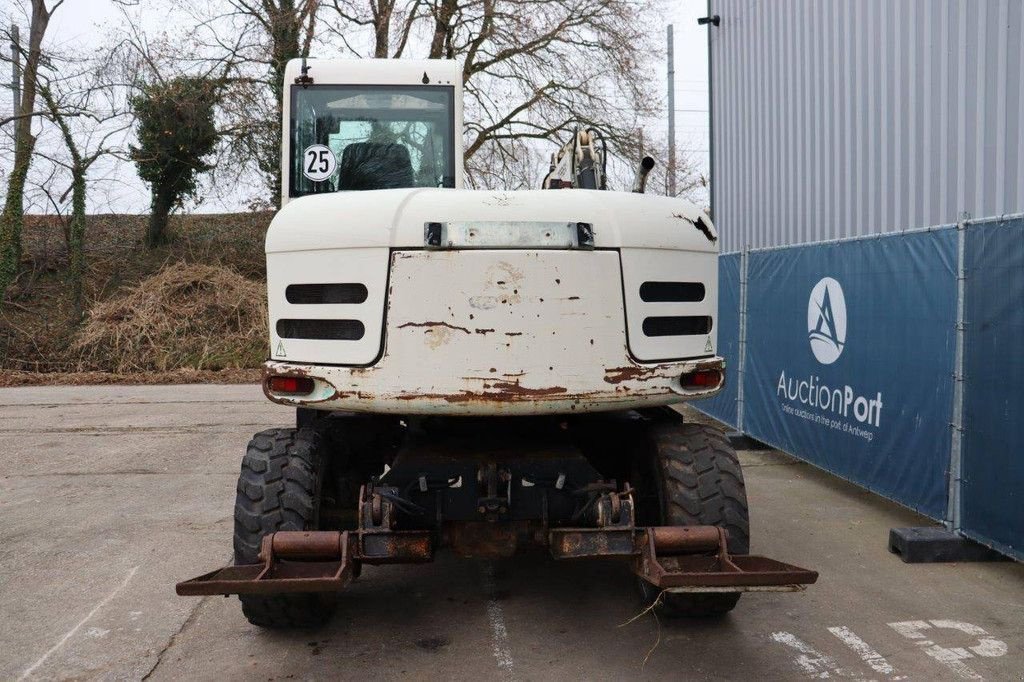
[285,283,368,304]
[639,281,705,303]
[276,319,365,340]
[642,316,713,337]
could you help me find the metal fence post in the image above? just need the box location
[946,217,968,532]
[737,248,749,432]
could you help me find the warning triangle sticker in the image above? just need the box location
[276,340,287,357]
[705,337,713,353]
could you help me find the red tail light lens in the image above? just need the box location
[680,369,722,390]
[267,375,315,395]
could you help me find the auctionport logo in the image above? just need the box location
[775,275,883,441]
[807,277,846,365]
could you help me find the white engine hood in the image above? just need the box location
[265,188,717,254]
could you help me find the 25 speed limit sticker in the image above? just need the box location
[302,144,337,182]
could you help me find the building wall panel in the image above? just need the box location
[709,0,1024,251]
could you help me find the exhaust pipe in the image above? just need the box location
[632,156,656,193]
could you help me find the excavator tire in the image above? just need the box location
[233,427,336,628]
[640,420,751,617]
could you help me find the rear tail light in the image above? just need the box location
[680,369,722,390]
[267,375,315,395]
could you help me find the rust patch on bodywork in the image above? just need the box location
[394,379,570,404]
[262,353,725,412]
[397,321,472,334]
[395,391,488,403]
[603,365,661,384]
[604,357,724,385]
[488,380,568,397]
[263,364,311,379]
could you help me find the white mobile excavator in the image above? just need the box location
[178,58,816,628]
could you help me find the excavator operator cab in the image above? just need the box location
[283,59,465,204]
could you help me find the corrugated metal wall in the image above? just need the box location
[709,0,1024,252]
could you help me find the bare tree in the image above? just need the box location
[190,0,663,199]
[37,85,88,317]
[34,64,129,318]
[0,0,62,305]
[111,9,263,212]
[325,0,664,189]
[327,0,422,58]
[190,0,322,205]
[0,8,139,318]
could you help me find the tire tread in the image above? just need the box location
[648,421,750,617]
[233,426,335,629]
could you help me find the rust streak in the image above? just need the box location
[394,383,571,403]
[488,378,568,397]
[394,391,486,403]
[397,321,472,334]
[603,365,660,384]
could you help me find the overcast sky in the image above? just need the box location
[6,0,712,213]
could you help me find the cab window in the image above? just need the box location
[289,85,456,197]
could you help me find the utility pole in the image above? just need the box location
[10,24,20,114]
[667,25,677,197]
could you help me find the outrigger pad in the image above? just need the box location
[177,561,354,596]
[176,530,433,597]
[638,552,819,592]
[551,525,818,593]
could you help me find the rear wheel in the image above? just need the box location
[233,427,336,628]
[638,419,750,617]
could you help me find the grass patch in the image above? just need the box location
[74,264,267,372]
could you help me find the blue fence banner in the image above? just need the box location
[961,217,1024,560]
[740,229,958,519]
[698,253,741,427]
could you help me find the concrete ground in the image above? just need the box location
[1,384,1022,681]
